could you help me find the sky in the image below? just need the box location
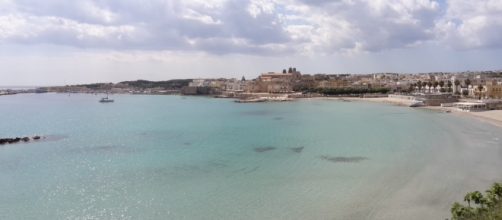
[1,0,502,86]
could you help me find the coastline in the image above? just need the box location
[315,96,502,128]
[8,92,502,128]
[449,109,502,128]
[9,92,502,128]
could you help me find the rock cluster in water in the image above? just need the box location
[0,136,42,145]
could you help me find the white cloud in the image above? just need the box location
[0,14,138,47]
[435,0,502,49]
[279,0,441,54]
[0,0,500,55]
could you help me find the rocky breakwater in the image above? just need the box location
[0,135,43,145]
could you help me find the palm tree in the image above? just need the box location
[409,83,416,93]
[471,191,484,207]
[433,81,439,93]
[417,81,422,92]
[454,79,460,91]
[477,85,484,100]
[451,202,464,220]
[427,81,433,93]
[454,79,460,87]
[451,202,475,220]
[485,190,498,208]
[447,80,453,93]
[439,80,445,89]
[465,79,471,88]
[465,193,473,207]
[489,182,502,200]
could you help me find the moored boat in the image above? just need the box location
[99,94,114,103]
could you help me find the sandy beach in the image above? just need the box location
[310,96,418,106]
[324,96,502,128]
[454,109,502,127]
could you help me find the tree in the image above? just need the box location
[408,83,416,93]
[454,79,460,88]
[282,69,287,74]
[439,80,445,88]
[447,80,453,93]
[465,193,473,207]
[451,183,502,220]
[477,85,484,99]
[484,190,498,208]
[433,81,439,93]
[489,183,502,200]
[451,202,474,220]
[451,202,464,219]
[465,79,471,88]
[427,81,433,93]
[471,191,484,207]
[417,81,422,92]
[293,67,297,73]
[288,67,293,73]
[241,76,246,81]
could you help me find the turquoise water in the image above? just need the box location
[1,94,501,219]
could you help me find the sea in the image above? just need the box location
[1,93,501,220]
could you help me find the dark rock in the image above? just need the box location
[8,138,20,143]
[0,135,44,145]
[254,147,276,153]
[290,146,304,153]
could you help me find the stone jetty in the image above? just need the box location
[0,136,43,145]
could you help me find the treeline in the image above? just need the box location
[300,87,390,95]
[450,182,502,220]
[80,83,112,89]
[119,79,191,89]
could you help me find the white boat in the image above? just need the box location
[409,100,424,107]
[99,94,114,103]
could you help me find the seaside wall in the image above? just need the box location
[390,94,458,106]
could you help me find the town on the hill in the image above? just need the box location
[3,68,502,112]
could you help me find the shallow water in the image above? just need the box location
[0,94,501,219]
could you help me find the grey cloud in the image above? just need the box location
[435,0,502,50]
[0,0,292,54]
[327,0,441,51]
[0,0,500,55]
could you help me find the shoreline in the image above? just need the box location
[314,96,502,128]
[8,92,502,128]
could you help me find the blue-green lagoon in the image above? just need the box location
[1,94,501,219]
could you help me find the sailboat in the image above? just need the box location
[99,93,114,103]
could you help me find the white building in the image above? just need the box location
[189,79,211,87]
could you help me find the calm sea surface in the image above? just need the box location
[1,94,501,219]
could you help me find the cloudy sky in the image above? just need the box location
[1,0,502,85]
